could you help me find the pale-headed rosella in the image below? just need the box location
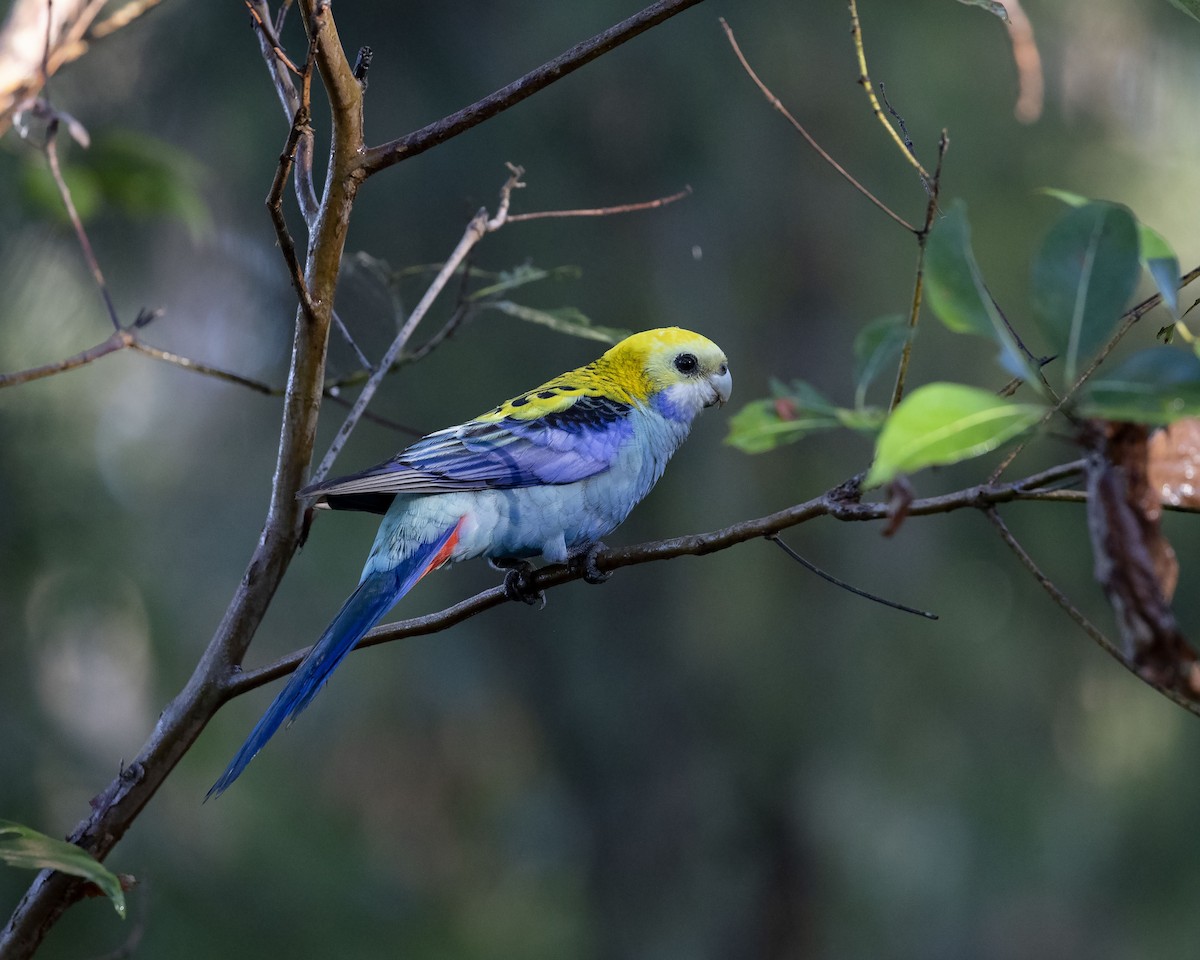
[208,327,731,796]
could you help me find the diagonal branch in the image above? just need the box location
[358,0,705,176]
[223,460,1090,699]
[720,17,915,233]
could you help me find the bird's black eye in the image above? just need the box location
[673,353,699,375]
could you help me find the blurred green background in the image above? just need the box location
[3,0,1200,957]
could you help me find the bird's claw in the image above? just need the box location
[502,563,546,609]
[577,542,611,585]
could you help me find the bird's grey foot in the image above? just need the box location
[575,542,611,585]
[501,561,546,609]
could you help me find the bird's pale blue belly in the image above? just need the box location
[362,407,689,575]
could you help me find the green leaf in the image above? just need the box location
[90,132,211,239]
[853,315,909,409]
[725,380,842,453]
[865,382,1044,487]
[1166,0,1200,22]
[485,301,628,344]
[1079,348,1200,424]
[924,200,1034,380]
[1043,189,1180,319]
[1137,222,1181,320]
[1031,200,1140,384]
[0,819,126,918]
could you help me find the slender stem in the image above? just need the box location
[847,0,931,184]
[44,125,121,330]
[225,460,1096,698]
[358,0,705,175]
[719,17,914,234]
[888,131,947,409]
[984,506,1200,719]
[311,166,525,484]
[507,186,692,222]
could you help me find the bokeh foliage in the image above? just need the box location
[4,1,1200,958]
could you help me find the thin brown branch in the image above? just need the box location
[358,0,705,176]
[223,460,1090,699]
[766,533,938,619]
[984,506,1200,719]
[507,186,692,222]
[247,0,318,222]
[266,31,320,325]
[44,121,121,330]
[847,0,932,184]
[0,328,130,388]
[0,1,366,952]
[888,130,948,409]
[88,0,163,40]
[127,341,277,394]
[719,17,915,234]
[310,165,526,485]
[245,0,300,76]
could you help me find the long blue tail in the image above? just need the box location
[207,520,462,799]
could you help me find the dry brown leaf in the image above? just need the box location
[1148,417,1200,510]
[1084,422,1194,692]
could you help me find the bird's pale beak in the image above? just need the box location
[707,363,732,407]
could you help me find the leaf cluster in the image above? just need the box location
[728,195,1200,487]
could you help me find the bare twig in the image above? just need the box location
[247,0,318,222]
[310,165,526,484]
[225,460,1091,698]
[847,0,932,185]
[265,28,320,325]
[87,0,163,40]
[0,1,365,952]
[766,533,938,619]
[358,0,706,176]
[719,17,915,234]
[984,506,1200,719]
[43,119,121,330]
[888,130,948,409]
[0,328,130,388]
[507,186,692,222]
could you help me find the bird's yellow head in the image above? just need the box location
[597,327,732,412]
[485,327,731,422]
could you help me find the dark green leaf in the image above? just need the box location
[1079,348,1200,424]
[0,819,126,918]
[853,315,909,408]
[1043,189,1180,319]
[1138,223,1180,319]
[725,380,842,453]
[865,382,1044,487]
[924,200,1033,380]
[1031,201,1140,384]
[1166,0,1200,22]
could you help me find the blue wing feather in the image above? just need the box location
[302,395,635,507]
[206,521,462,798]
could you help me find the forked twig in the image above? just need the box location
[719,17,914,234]
[888,131,948,409]
[984,506,1200,719]
[847,0,931,185]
